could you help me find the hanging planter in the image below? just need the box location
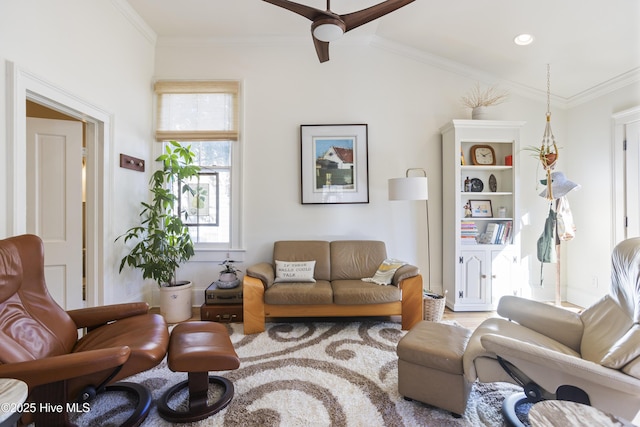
[539,65,560,199]
[522,143,559,169]
[542,152,557,168]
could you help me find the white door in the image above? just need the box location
[626,120,640,238]
[26,118,84,310]
[491,249,517,306]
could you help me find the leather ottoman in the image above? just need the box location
[396,320,472,417]
[157,321,240,423]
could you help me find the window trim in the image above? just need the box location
[154,80,243,251]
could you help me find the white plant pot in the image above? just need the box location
[472,106,488,120]
[159,281,193,323]
[219,272,237,282]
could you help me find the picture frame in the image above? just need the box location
[469,199,493,218]
[300,124,369,204]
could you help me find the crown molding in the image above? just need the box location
[565,68,640,109]
[110,0,157,45]
[369,36,567,107]
[127,24,638,109]
[156,34,374,48]
[371,36,640,110]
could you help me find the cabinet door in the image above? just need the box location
[491,249,518,306]
[458,251,489,306]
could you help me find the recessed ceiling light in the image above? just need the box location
[514,34,535,46]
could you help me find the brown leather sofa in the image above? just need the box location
[0,234,169,426]
[243,240,423,334]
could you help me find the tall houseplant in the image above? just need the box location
[117,141,200,322]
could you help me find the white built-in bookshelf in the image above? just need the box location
[440,120,525,311]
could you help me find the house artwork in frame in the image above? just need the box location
[301,124,369,204]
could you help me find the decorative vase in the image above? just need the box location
[219,272,237,282]
[159,281,193,323]
[216,272,240,289]
[471,106,488,120]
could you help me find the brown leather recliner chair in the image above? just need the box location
[0,234,170,426]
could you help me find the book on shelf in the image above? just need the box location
[502,220,513,244]
[478,221,513,245]
[460,220,479,244]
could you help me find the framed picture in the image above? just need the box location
[300,124,369,204]
[469,200,493,218]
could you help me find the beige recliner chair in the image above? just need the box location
[464,237,640,423]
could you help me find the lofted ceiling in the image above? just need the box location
[124,0,640,104]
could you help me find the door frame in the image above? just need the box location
[6,60,112,306]
[612,106,640,245]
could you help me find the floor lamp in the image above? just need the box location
[388,168,431,294]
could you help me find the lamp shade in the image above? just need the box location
[388,177,429,201]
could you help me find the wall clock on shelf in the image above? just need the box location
[470,145,496,165]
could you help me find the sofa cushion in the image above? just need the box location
[273,241,331,281]
[397,321,471,375]
[264,280,333,305]
[600,323,640,369]
[330,240,387,280]
[332,279,400,305]
[362,258,407,285]
[580,294,633,364]
[273,260,316,283]
[622,354,640,379]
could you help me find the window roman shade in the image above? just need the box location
[154,80,239,142]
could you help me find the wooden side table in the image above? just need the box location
[530,400,635,427]
[0,379,28,427]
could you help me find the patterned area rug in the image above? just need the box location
[71,320,522,426]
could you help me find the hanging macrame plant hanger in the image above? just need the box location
[540,64,559,199]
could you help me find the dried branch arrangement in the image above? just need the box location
[461,82,509,108]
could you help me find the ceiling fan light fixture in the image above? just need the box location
[312,18,345,42]
[514,33,534,46]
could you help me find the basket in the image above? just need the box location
[423,290,447,322]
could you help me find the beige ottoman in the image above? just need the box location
[396,320,472,417]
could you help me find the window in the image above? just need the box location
[154,81,241,248]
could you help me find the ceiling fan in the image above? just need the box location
[263,0,416,63]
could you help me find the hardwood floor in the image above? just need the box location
[158,301,582,332]
[160,306,497,331]
[443,302,583,330]
[442,308,498,330]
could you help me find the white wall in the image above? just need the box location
[2,1,637,308]
[0,0,156,304]
[155,38,575,302]
[564,82,640,307]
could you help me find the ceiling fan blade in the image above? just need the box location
[341,0,415,32]
[262,0,329,21]
[313,36,330,63]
